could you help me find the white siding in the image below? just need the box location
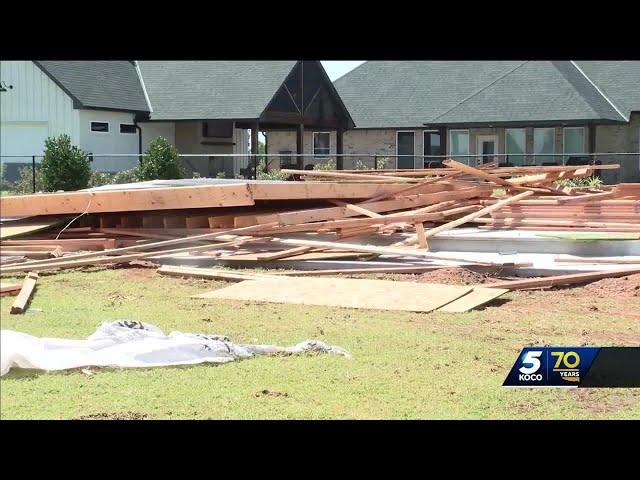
[78,110,139,172]
[0,60,80,158]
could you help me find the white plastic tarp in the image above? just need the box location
[0,320,350,376]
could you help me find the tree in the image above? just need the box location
[41,134,91,191]
[136,137,182,181]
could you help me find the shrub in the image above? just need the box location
[12,166,45,194]
[112,168,140,185]
[556,176,604,189]
[41,134,91,191]
[137,137,182,181]
[256,157,288,180]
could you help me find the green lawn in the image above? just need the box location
[1,267,639,419]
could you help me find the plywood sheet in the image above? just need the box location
[437,287,508,313]
[0,216,69,239]
[194,277,472,313]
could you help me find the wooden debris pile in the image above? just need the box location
[1,160,639,312]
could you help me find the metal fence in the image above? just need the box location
[1,152,639,194]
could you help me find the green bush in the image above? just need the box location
[555,176,604,189]
[12,166,45,194]
[89,168,141,188]
[137,137,182,181]
[41,134,91,191]
[256,157,288,180]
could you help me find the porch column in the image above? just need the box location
[588,124,597,164]
[251,121,259,179]
[336,128,344,170]
[296,123,304,169]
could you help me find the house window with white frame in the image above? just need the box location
[449,130,469,163]
[313,132,330,159]
[505,128,526,166]
[563,127,586,163]
[534,128,555,165]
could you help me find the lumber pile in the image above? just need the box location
[1,163,639,312]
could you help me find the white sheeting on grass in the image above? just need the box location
[0,320,350,376]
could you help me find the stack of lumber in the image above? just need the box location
[0,161,638,281]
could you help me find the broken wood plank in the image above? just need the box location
[1,282,23,296]
[402,190,535,245]
[250,246,315,261]
[414,222,428,250]
[10,272,38,314]
[553,255,640,265]
[484,267,640,291]
[157,265,276,282]
[194,277,473,313]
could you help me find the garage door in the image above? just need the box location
[1,122,48,157]
[0,122,48,182]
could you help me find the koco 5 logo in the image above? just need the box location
[518,350,543,381]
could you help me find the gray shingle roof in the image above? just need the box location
[334,61,637,128]
[137,61,298,120]
[574,61,640,120]
[35,61,150,113]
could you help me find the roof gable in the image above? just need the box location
[334,61,635,128]
[433,61,623,124]
[138,61,298,121]
[574,61,640,119]
[35,61,150,113]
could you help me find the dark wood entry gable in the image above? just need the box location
[260,60,354,130]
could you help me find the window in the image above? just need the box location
[202,120,233,138]
[313,132,330,158]
[534,128,555,165]
[423,131,443,168]
[396,131,415,169]
[563,127,585,163]
[90,121,109,133]
[505,128,526,166]
[449,130,469,163]
[120,124,137,134]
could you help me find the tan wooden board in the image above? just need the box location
[194,277,472,313]
[1,282,23,296]
[437,287,509,313]
[0,183,254,216]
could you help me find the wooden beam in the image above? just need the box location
[10,272,38,314]
[485,267,640,291]
[414,222,428,250]
[401,191,535,245]
[0,183,255,217]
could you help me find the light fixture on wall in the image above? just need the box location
[0,81,14,92]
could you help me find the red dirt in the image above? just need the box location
[581,273,640,298]
[417,267,508,286]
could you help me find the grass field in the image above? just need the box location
[1,266,639,419]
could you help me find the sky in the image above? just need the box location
[321,61,366,81]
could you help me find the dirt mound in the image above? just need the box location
[582,273,640,298]
[417,267,504,286]
[78,411,148,420]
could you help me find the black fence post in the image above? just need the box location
[253,154,258,180]
[32,155,36,193]
[374,155,378,170]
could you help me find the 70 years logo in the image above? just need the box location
[504,347,600,387]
